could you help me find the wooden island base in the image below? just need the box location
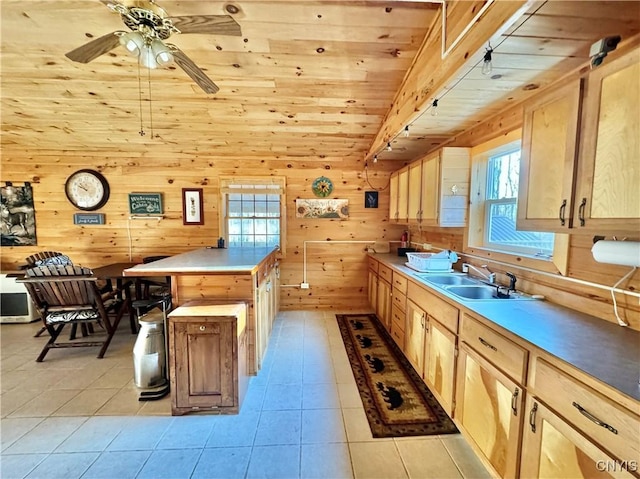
[168,301,249,416]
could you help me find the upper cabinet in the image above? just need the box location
[518,46,640,234]
[390,147,470,227]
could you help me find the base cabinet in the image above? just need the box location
[521,396,636,479]
[425,317,457,416]
[455,343,524,478]
[168,302,248,416]
[376,278,392,331]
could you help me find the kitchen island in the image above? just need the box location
[124,247,279,375]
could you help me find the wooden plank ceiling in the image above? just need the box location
[1,0,639,163]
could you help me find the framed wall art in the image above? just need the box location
[365,191,379,208]
[128,192,163,215]
[1,182,37,246]
[182,188,204,225]
[296,198,349,219]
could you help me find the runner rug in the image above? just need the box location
[336,313,458,438]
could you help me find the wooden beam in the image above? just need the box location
[366,0,533,160]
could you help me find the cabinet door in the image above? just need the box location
[404,299,427,376]
[408,161,423,222]
[397,167,409,224]
[574,48,640,233]
[518,80,583,232]
[256,280,270,369]
[456,342,523,478]
[521,396,635,479]
[425,318,456,416]
[368,269,378,311]
[174,320,234,408]
[389,173,399,223]
[420,154,440,225]
[376,278,392,331]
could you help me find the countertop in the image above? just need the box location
[123,247,277,276]
[372,253,640,402]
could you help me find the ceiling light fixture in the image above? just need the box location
[386,142,392,151]
[431,99,439,116]
[373,155,378,163]
[482,43,493,75]
[120,31,174,69]
[403,125,410,137]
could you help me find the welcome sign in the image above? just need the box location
[128,193,163,215]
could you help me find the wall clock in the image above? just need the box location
[312,176,333,197]
[64,169,110,211]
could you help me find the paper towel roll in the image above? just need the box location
[591,240,640,267]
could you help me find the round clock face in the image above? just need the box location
[64,169,110,211]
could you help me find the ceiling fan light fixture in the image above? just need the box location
[119,31,144,56]
[151,39,174,67]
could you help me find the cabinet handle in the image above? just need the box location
[478,337,497,351]
[511,388,519,416]
[529,402,538,433]
[421,312,425,328]
[199,326,206,331]
[578,198,587,226]
[558,199,567,226]
[572,402,618,434]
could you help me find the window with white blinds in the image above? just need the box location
[219,177,286,250]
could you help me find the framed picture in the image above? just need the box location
[128,192,163,215]
[296,198,349,219]
[182,188,204,225]
[365,191,379,208]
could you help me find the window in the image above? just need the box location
[219,178,286,250]
[484,149,554,256]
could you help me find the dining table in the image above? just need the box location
[91,262,139,333]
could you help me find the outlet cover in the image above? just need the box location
[300,283,310,289]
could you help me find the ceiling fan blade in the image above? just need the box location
[169,15,241,36]
[65,31,123,63]
[169,46,219,94]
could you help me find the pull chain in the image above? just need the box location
[137,60,145,136]
[147,65,154,139]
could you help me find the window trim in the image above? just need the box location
[218,176,286,256]
[464,130,569,276]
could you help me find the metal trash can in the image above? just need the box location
[133,311,167,389]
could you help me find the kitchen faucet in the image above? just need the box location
[462,263,496,284]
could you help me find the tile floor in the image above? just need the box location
[1,310,489,479]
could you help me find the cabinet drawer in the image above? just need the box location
[367,256,379,274]
[390,305,405,347]
[378,264,392,283]
[391,304,405,334]
[532,358,640,463]
[392,290,406,312]
[407,281,459,333]
[392,273,408,294]
[460,314,528,384]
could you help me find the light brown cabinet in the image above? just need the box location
[168,302,248,416]
[404,299,427,376]
[425,317,457,416]
[518,46,639,234]
[376,276,392,331]
[521,396,636,479]
[456,342,524,478]
[390,147,470,227]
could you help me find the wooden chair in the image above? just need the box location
[18,264,130,362]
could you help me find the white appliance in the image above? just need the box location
[0,273,38,323]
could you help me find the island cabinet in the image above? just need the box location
[168,302,249,416]
[518,45,639,234]
[406,280,459,416]
[521,356,640,478]
[455,313,528,479]
[123,247,279,376]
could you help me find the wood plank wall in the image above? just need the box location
[0,152,405,312]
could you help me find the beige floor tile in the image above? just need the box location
[51,369,108,390]
[0,417,43,451]
[349,441,408,479]
[95,387,145,415]
[8,389,80,418]
[338,382,364,409]
[395,437,463,479]
[88,367,135,389]
[1,388,44,417]
[440,434,492,479]
[136,395,172,416]
[342,407,391,443]
[52,388,119,416]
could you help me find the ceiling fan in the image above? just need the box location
[65,0,242,94]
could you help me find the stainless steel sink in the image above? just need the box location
[445,285,534,301]
[417,274,479,286]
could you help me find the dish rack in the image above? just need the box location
[405,252,457,273]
